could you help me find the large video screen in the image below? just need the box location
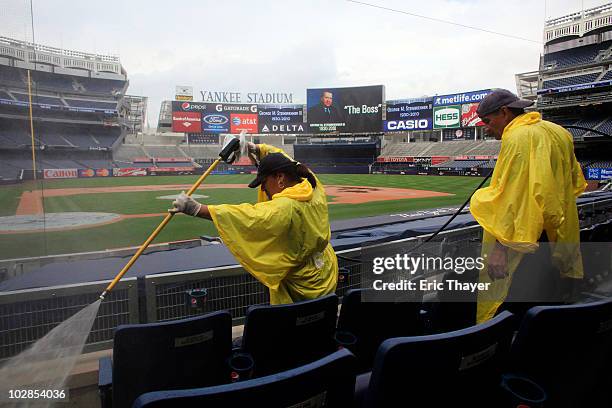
[384,98,433,131]
[306,85,384,133]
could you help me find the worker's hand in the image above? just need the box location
[247,142,259,166]
[170,192,202,216]
[247,142,257,155]
[487,242,508,281]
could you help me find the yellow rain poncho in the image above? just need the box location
[470,112,587,323]
[208,144,338,304]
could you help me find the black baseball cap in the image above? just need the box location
[248,153,297,188]
[476,89,534,117]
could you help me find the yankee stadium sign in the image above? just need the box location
[200,90,294,104]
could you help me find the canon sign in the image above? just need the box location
[433,105,460,129]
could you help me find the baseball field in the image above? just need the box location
[0,174,489,259]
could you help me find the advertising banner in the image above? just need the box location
[537,80,612,95]
[384,98,433,131]
[113,167,147,177]
[414,157,432,165]
[171,101,258,134]
[201,112,230,133]
[307,85,384,133]
[230,113,258,134]
[172,111,201,133]
[587,168,612,180]
[433,89,491,106]
[376,156,414,163]
[78,168,112,178]
[433,105,461,129]
[258,105,305,133]
[461,103,484,127]
[431,156,450,165]
[43,169,78,179]
[175,85,193,101]
[148,167,195,175]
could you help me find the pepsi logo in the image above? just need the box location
[181,102,190,110]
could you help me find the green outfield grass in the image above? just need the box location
[0,174,489,259]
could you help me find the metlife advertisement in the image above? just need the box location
[433,89,491,106]
[384,98,433,131]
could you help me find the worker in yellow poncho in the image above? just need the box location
[470,89,587,323]
[171,143,338,305]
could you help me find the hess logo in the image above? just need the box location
[434,108,459,126]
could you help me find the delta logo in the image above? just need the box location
[230,113,258,134]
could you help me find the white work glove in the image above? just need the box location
[171,192,202,216]
[247,142,259,166]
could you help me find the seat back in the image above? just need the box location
[241,294,338,377]
[511,299,612,407]
[365,311,516,407]
[133,349,357,408]
[112,311,232,408]
[336,288,423,372]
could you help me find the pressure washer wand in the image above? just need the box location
[99,138,241,300]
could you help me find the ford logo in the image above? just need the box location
[232,117,241,126]
[203,114,228,125]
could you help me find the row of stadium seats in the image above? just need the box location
[0,119,121,148]
[0,65,126,97]
[542,40,612,69]
[556,117,612,138]
[3,91,117,110]
[542,72,601,89]
[99,292,612,408]
[586,160,612,169]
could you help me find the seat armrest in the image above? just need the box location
[98,356,113,408]
[353,371,371,408]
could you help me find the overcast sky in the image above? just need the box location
[1,0,610,126]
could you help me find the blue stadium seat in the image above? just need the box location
[98,310,232,408]
[239,294,339,377]
[132,349,357,408]
[336,288,423,372]
[356,311,516,407]
[511,299,612,407]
